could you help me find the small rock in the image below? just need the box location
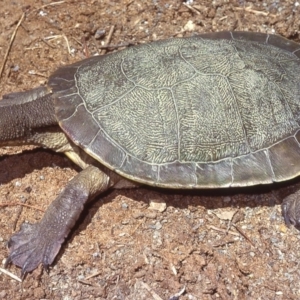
[223,196,231,203]
[154,221,162,230]
[95,29,106,39]
[133,212,144,219]
[184,20,195,31]
[279,223,288,233]
[121,202,129,210]
[149,199,166,212]
[144,212,157,219]
[0,291,7,298]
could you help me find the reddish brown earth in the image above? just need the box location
[0,1,300,299]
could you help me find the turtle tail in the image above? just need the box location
[0,86,58,144]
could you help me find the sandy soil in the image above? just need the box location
[0,0,300,299]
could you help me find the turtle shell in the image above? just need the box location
[48,31,300,188]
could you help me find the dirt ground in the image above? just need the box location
[0,0,300,299]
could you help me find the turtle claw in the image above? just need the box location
[5,222,62,276]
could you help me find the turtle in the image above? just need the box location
[1,31,300,277]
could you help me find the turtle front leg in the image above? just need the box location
[282,191,300,230]
[5,165,110,277]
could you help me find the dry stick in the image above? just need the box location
[0,267,22,282]
[27,1,66,16]
[43,34,72,55]
[11,199,27,231]
[207,225,240,236]
[232,224,257,249]
[40,0,65,9]
[41,38,56,49]
[140,281,164,300]
[182,2,201,15]
[0,13,25,79]
[130,221,143,236]
[84,271,102,280]
[62,34,72,55]
[92,36,101,56]
[77,279,93,285]
[72,36,83,47]
[28,70,48,78]
[2,201,45,231]
[0,202,45,212]
[100,25,115,55]
[234,7,275,17]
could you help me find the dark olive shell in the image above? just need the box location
[49,31,300,188]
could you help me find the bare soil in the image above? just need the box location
[0,1,300,299]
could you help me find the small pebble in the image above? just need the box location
[121,202,128,210]
[149,199,166,212]
[94,29,106,40]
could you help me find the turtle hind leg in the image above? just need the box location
[5,165,111,277]
[282,191,300,230]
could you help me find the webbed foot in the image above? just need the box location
[5,221,63,277]
[282,191,300,230]
[4,166,111,277]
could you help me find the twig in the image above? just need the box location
[232,224,257,248]
[71,36,83,47]
[207,225,240,236]
[78,280,93,285]
[234,7,275,17]
[41,38,55,49]
[92,36,101,56]
[28,70,48,78]
[62,34,71,54]
[44,34,72,55]
[27,1,66,16]
[0,13,25,79]
[130,221,143,236]
[169,286,186,300]
[100,25,115,55]
[182,2,201,15]
[24,46,42,51]
[219,16,228,22]
[84,271,102,280]
[140,281,163,300]
[0,202,45,212]
[40,0,65,9]
[0,267,22,282]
